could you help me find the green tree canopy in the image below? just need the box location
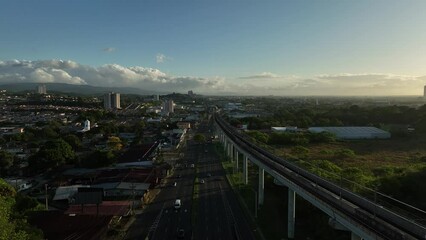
[0,151,14,176]
[63,134,82,150]
[107,136,123,151]
[81,150,116,168]
[246,130,269,144]
[193,134,206,143]
[29,139,75,173]
[0,179,43,240]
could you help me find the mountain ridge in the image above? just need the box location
[0,82,168,95]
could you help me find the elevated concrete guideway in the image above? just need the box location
[214,114,426,240]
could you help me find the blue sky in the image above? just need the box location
[1,0,426,95]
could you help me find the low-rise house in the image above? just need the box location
[177,121,191,129]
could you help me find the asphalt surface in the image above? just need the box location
[126,116,256,240]
[194,121,256,240]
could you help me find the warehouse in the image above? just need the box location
[308,127,391,140]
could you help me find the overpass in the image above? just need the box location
[214,114,426,240]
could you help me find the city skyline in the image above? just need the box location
[1,0,426,96]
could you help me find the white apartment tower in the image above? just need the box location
[104,92,121,109]
[36,84,47,94]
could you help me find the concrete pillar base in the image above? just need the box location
[288,189,296,239]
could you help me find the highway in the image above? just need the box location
[194,141,256,240]
[125,140,196,240]
[126,116,256,240]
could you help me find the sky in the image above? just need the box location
[1,0,426,96]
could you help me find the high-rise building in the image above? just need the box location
[188,90,194,96]
[104,92,121,109]
[111,93,120,109]
[36,84,47,94]
[163,99,174,114]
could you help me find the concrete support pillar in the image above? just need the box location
[243,156,248,184]
[231,144,235,162]
[235,150,239,172]
[258,167,264,205]
[351,233,363,240]
[288,189,296,239]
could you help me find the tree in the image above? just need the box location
[291,146,310,159]
[193,134,206,143]
[246,131,269,143]
[334,148,356,159]
[81,150,116,168]
[0,151,14,176]
[0,179,43,240]
[29,139,75,172]
[63,134,82,150]
[107,136,123,151]
[134,121,146,136]
[40,126,58,139]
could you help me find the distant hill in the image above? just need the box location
[0,83,167,96]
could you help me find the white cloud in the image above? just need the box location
[239,72,281,79]
[0,59,224,93]
[103,47,116,52]
[0,60,424,96]
[233,72,426,96]
[156,53,172,63]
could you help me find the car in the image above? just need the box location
[207,173,211,177]
[190,164,195,168]
[177,228,185,238]
[200,179,205,184]
[174,199,181,209]
[172,182,177,187]
[204,150,208,153]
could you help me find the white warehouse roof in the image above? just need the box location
[308,127,391,140]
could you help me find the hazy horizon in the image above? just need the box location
[1,1,426,96]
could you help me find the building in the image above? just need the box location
[177,121,191,129]
[308,126,391,140]
[163,99,174,114]
[36,84,47,94]
[271,126,298,133]
[424,85,426,97]
[188,90,194,96]
[104,92,120,109]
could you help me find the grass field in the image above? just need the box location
[274,134,426,174]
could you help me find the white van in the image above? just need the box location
[174,199,181,209]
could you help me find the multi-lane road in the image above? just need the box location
[126,117,256,240]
